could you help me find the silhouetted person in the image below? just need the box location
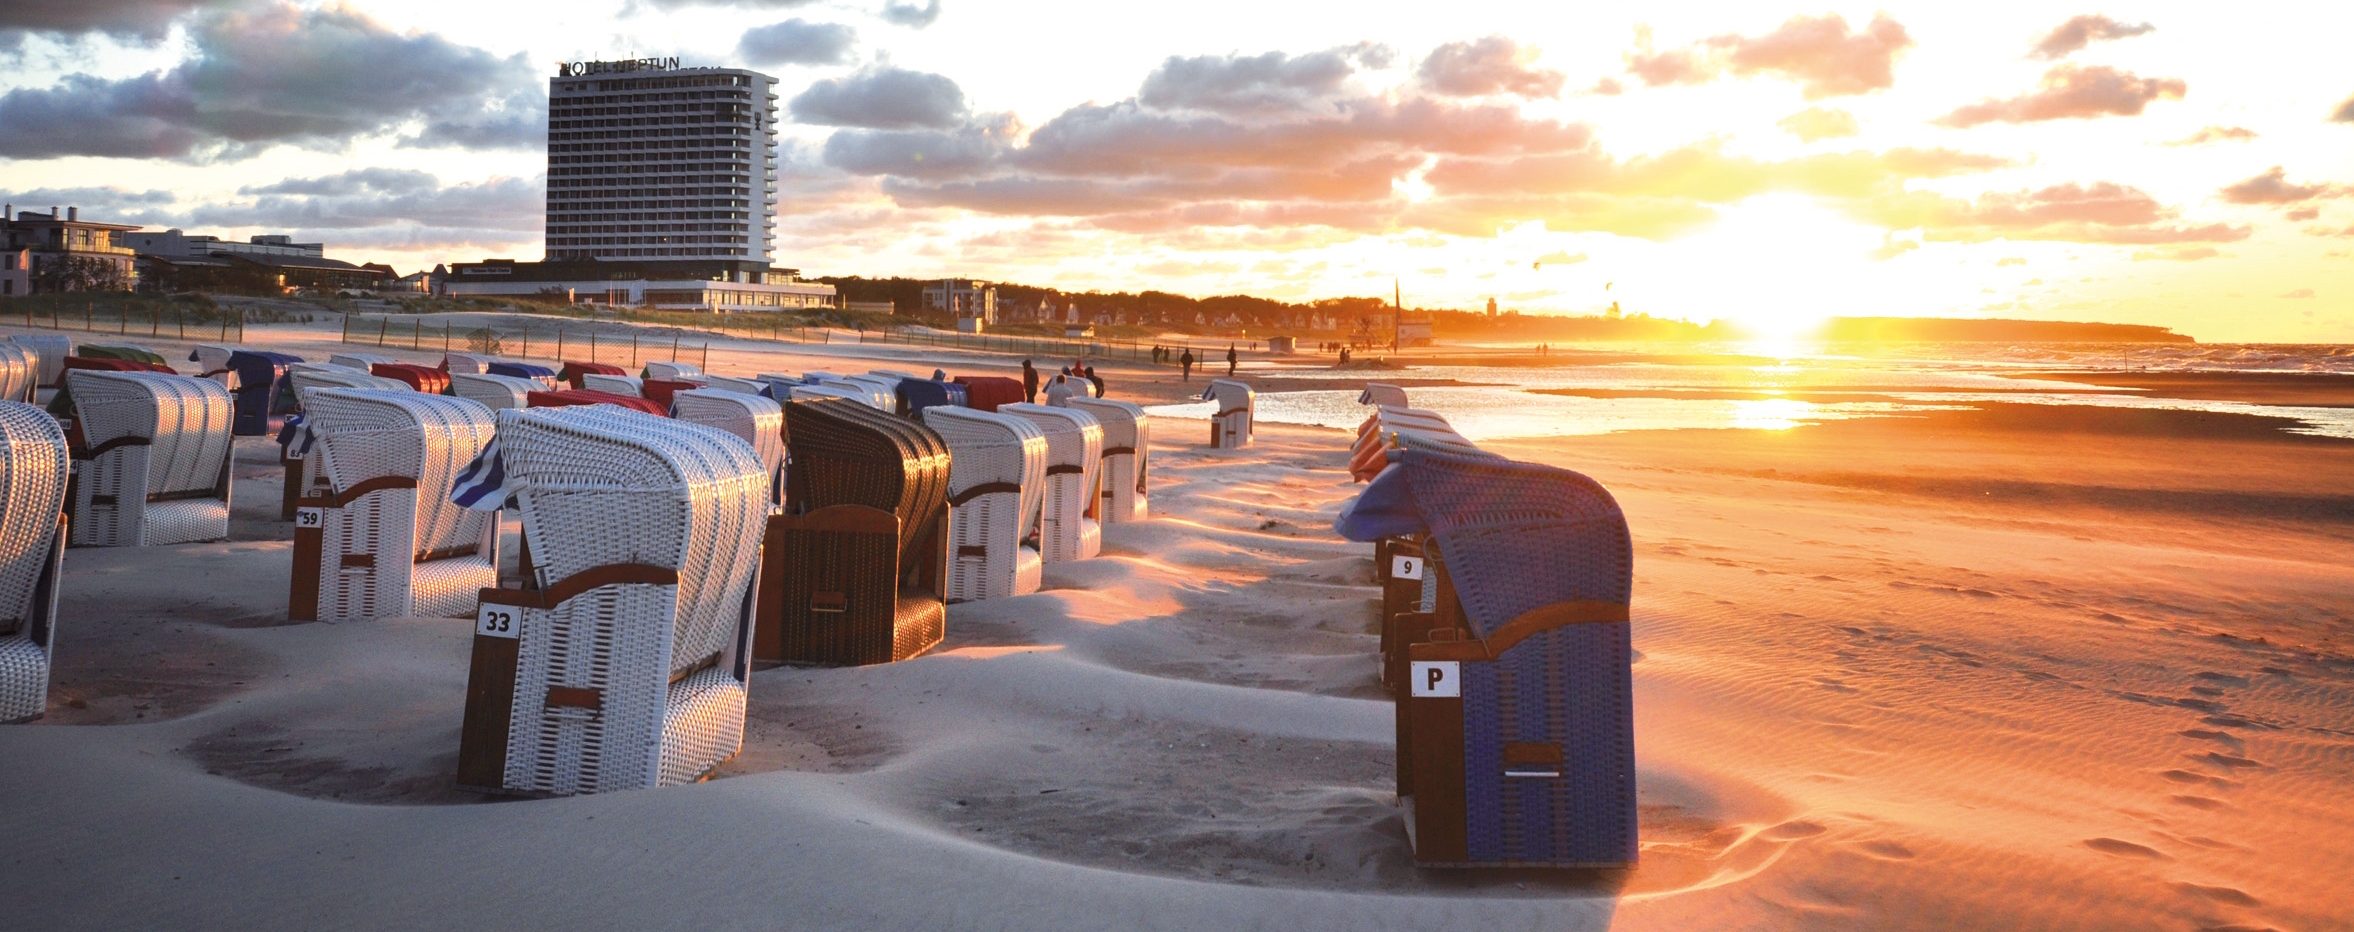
[1225,344,1238,377]
[1179,348,1195,381]
[1021,359,1039,402]
[1085,366,1105,398]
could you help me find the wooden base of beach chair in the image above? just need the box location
[754,506,946,666]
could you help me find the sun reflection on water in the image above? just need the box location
[1728,398,1815,431]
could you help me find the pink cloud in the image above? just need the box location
[1937,65,2186,126]
[2219,166,2345,204]
[1629,14,1912,98]
[2031,15,2154,60]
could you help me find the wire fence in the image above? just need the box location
[6,301,248,343]
[338,314,715,370]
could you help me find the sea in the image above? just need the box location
[1142,342,2354,442]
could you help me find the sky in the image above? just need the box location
[2,1,2350,341]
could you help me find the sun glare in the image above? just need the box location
[1669,193,1883,340]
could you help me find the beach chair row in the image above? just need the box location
[1334,381,1641,870]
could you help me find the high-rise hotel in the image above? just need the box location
[444,57,836,312]
[545,60,778,263]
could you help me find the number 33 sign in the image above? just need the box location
[476,603,519,639]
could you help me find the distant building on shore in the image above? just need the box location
[0,205,139,297]
[120,229,324,262]
[444,59,835,312]
[923,279,996,331]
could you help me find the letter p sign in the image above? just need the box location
[1409,660,1459,698]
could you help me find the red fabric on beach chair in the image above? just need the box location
[371,363,451,395]
[953,376,1025,412]
[526,388,666,416]
[65,356,173,374]
[559,361,626,390]
[640,378,698,410]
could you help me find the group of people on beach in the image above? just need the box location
[1148,344,1238,381]
[1020,357,1104,402]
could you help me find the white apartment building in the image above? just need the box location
[545,61,779,263]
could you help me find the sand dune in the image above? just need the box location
[2,321,2350,929]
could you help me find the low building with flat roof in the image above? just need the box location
[441,258,835,312]
[0,205,139,295]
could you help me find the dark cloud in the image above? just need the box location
[739,18,856,66]
[192,174,543,233]
[0,186,183,226]
[1139,46,1383,115]
[880,0,940,28]
[0,0,208,46]
[821,114,1018,180]
[791,67,967,129]
[0,3,541,160]
[2218,166,2344,204]
[1936,65,2185,126]
[1418,37,1564,98]
[2032,15,2154,60]
[1630,14,1911,98]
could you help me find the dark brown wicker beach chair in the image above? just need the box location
[757,397,950,665]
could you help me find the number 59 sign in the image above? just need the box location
[476,603,520,639]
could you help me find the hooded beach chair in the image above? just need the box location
[698,375,767,396]
[642,360,701,381]
[894,378,961,418]
[455,406,768,796]
[1335,449,1637,868]
[189,344,236,382]
[833,375,897,410]
[79,344,168,366]
[0,403,69,723]
[790,383,868,404]
[62,370,233,548]
[952,376,1023,412]
[559,361,625,390]
[525,389,666,417]
[920,407,1047,602]
[225,351,301,436]
[372,363,452,396]
[763,397,950,665]
[639,379,699,412]
[486,361,558,389]
[287,389,498,622]
[998,403,1102,562]
[581,373,644,397]
[449,372,543,411]
[441,352,492,374]
[1359,383,1410,409]
[9,335,71,398]
[1204,379,1253,448]
[671,389,784,503]
[278,364,409,520]
[1065,397,1149,523]
[0,343,38,404]
[329,352,395,371]
[868,369,918,383]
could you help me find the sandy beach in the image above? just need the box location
[2,320,2351,930]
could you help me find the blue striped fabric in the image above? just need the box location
[276,414,317,458]
[448,437,513,512]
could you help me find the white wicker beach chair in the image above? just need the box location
[868,369,918,383]
[328,352,396,371]
[191,344,235,375]
[287,389,499,622]
[833,375,897,409]
[697,375,767,396]
[449,372,542,411]
[643,360,701,381]
[8,335,71,393]
[457,405,767,796]
[280,365,411,518]
[998,403,1102,562]
[671,389,784,502]
[1359,383,1409,409]
[0,403,69,723]
[920,407,1047,601]
[1204,379,1254,448]
[0,343,39,404]
[791,383,869,403]
[63,370,233,547]
[581,373,645,396]
[1066,397,1149,523]
[442,352,492,374]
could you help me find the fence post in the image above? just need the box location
[521,330,530,360]
[670,333,680,362]
[377,319,388,346]
[630,332,638,367]
[150,310,159,337]
[589,330,596,363]
[700,342,708,370]
[442,324,450,352]
[557,328,565,361]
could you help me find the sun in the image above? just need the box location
[1670,193,1886,341]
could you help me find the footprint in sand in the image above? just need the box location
[2167,794,2228,810]
[1760,819,1827,841]
[2083,837,2169,860]
[2172,883,2260,907]
[2187,751,2265,771]
[1857,840,1915,860]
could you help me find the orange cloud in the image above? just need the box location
[2286,207,2320,221]
[1937,65,2185,126]
[2130,246,2222,261]
[2168,126,2257,146]
[1628,14,1912,98]
[1856,182,2249,245]
[2219,166,2345,204]
[2031,15,2153,60]
[1778,107,1859,141]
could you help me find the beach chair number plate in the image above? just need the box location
[294,507,324,529]
[1391,555,1424,580]
[1409,661,1460,698]
[476,604,519,639]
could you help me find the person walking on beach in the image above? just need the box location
[1084,363,1105,398]
[1021,359,1039,403]
[1179,348,1195,381]
[1225,344,1238,377]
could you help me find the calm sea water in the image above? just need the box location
[1143,343,2354,441]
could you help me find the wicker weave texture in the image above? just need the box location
[672,389,785,502]
[449,373,541,410]
[300,389,498,621]
[1066,397,1149,523]
[0,402,68,722]
[0,344,39,404]
[66,370,232,547]
[328,353,394,371]
[580,373,643,397]
[1205,379,1254,448]
[8,336,71,388]
[998,403,1102,562]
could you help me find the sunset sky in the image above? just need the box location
[3,1,2349,340]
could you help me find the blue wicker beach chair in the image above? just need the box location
[226,351,302,436]
[1336,448,1637,868]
